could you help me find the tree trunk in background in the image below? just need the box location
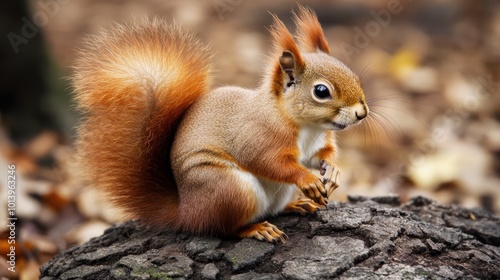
[0,1,64,144]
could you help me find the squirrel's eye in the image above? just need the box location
[312,84,331,100]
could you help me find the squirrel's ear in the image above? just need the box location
[294,5,330,53]
[279,51,296,86]
[269,14,305,95]
[270,14,305,71]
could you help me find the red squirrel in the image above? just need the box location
[73,6,368,243]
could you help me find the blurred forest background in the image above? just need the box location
[1,0,499,278]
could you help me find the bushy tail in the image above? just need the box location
[73,19,212,226]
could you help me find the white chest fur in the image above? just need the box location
[297,126,327,168]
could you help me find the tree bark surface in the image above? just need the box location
[40,196,500,279]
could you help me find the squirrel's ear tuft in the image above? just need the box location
[294,5,330,54]
[270,14,305,71]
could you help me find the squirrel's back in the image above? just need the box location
[73,19,212,226]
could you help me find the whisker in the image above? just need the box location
[363,118,377,147]
[367,95,427,109]
[371,111,402,138]
[365,93,430,131]
[369,114,393,143]
[273,184,283,199]
[365,119,375,148]
[363,117,383,148]
[359,61,377,82]
[371,104,429,130]
[368,104,413,115]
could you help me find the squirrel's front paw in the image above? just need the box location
[320,160,338,183]
[298,175,327,206]
[320,160,340,198]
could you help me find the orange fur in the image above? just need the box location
[73,6,364,241]
[269,14,305,96]
[73,19,212,227]
[239,123,320,194]
[316,131,336,164]
[270,14,305,65]
[237,221,286,243]
[294,5,330,53]
[258,12,334,190]
[176,167,257,236]
[284,198,323,215]
[234,116,302,182]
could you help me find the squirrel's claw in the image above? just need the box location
[237,221,288,243]
[320,160,339,185]
[325,181,339,198]
[284,198,324,215]
[320,160,340,199]
[299,176,327,206]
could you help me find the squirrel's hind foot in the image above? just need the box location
[237,221,287,243]
[284,198,325,215]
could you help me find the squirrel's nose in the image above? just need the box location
[355,110,367,120]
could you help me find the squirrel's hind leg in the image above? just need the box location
[175,167,263,237]
[175,166,289,243]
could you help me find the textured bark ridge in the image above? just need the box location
[40,196,500,279]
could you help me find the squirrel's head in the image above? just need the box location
[269,6,368,130]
